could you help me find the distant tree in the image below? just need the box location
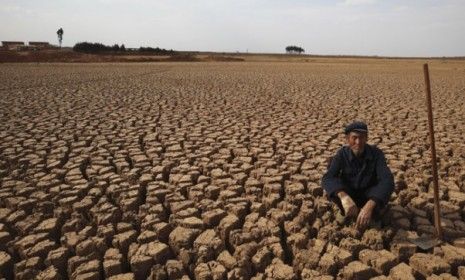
[57,28,64,47]
[73,42,112,53]
[112,44,120,52]
[73,42,175,55]
[285,45,305,54]
[138,46,176,55]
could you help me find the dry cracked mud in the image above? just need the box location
[1,60,465,279]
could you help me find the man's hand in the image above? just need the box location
[356,199,377,230]
[338,191,358,218]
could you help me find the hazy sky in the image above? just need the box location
[1,0,464,56]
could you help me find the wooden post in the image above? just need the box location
[423,63,443,240]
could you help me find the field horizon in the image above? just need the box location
[1,47,465,63]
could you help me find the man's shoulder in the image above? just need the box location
[366,144,386,158]
[335,146,349,156]
[367,144,384,152]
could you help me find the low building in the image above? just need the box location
[28,41,51,49]
[1,41,25,50]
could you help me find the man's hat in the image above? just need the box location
[344,121,368,135]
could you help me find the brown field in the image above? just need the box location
[1,59,465,279]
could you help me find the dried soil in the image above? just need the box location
[1,60,465,279]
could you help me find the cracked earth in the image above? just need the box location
[1,60,465,279]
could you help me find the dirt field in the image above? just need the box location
[1,59,465,279]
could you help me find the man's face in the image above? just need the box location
[346,131,368,156]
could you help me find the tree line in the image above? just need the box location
[73,42,175,55]
[285,45,305,54]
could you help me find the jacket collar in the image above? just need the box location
[346,144,373,162]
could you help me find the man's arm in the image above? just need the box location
[365,149,395,208]
[321,149,345,198]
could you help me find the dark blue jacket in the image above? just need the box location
[321,144,394,207]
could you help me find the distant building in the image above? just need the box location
[1,41,25,50]
[28,41,51,49]
[1,41,55,51]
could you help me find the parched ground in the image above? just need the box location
[1,60,465,280]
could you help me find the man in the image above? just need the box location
[321,121,394,229]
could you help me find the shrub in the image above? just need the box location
[73,42,114,53]
[138,47,176,55]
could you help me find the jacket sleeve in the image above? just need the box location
[321,149,345,198]
[366,149,395,207]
